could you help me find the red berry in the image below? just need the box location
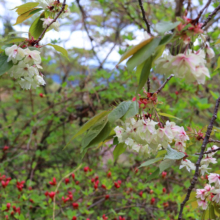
[72,217,77,220]
[114,182,120,188]
[163,188,166,193]
[107,172,111,178]
[94,184,98,190]
[139,191,143,197]
[161,171,167,179]
[64,178,70,185]
[150,198,155,205]
[48,192,56,199]
[84,166,89,172]
[105,195,110,200]
[39,93,44,98]
[71,173,75,179]
[72,203,79,209]
[95,176,99,180]
[102,214,108,220]
[6,203,10,210]
[75,181,79,185]
[91,178,95,183]
[119,216,126,220]
[49,177,57,186]
[45,191,49,197]
[175,91,179,95]
[3,146,9,151]
[117,180,122,184]
[101,184,106,190]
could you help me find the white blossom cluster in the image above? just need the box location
[179,145,218,174]
[5,45,46,90]
[114,117,189,157]
[155,46,214,85]
[35,0,71,32]
[196,146,219,210]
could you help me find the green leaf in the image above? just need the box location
[29,12,45,39]
[181,192,198,209]
[215,57,220,71]
[126,37,161,71]
[4,37,26,44]
[13,2,39,15]
[139,157,163,168]
[159,159,175,173]
[210,91,219,100]
[159,34,173,45]
[70,111,110,142]
[108,101,132,123]
[117,37,153,65]
[82,116,108,149]
[164,145,185,160]
[155,21,180,34]
[209,204,216,219]
[136,61,145,81]
[216,39,220,44]
[113,143,126,161]
[121,101,139,120]
[136,56,152,94]
[0,53,13,76]
[47,43,69,61]
[14,8,40,25]
[146,168,160,182]
[156,150,166,158]
[158,112,182,120]
[83,122,112,150]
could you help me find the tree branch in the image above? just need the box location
[156,74,174,94]
[138,0,151,34]
[36,0,66,44]
[202,4,220,28]
[178,96,220,220]
[192,0,212,25]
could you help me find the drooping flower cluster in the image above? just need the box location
[35,0,71,32]
[155,48,213,84]
[114,117,189,157]
[5,45,46,90]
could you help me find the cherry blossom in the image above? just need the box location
[179,159,196,172]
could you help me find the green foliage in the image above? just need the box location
[0,53,13,76]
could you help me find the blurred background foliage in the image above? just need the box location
[0,0,220,219]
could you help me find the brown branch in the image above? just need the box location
[156,74,174,94]
[192,0,212,25]
[199,147,220,155]
[209,138,220,144]
[35,0,66,44]
[178,96,220,220]
[138,0,151,34]
[202,4,220,28]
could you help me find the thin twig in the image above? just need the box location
[198,147,220,155]
[209,138,220,144]
[156,74,174,94]
[192,0,212,25]
[178,97,220,220]
[36,0,66,44]
[138,0,151,34]
[202,4,220,28]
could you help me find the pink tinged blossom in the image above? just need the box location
[206,46,215,59]
[211,188,220,203]
[179,159,195,172]
[196,189,206,200]
[175,141,185,151]
[197,200,208,210]
[201,156,217,165]
[208,173,220,187]
[176,127,189,142]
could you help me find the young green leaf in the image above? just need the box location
[0,54,13,76]
[14,8,40,26]
[126,37,161,71]
[108,101,132,123]
[113,143,126,161]
[136,56,152,94]
[83,122,112,150]
[158,112,182,120]
[121,101,139,120]
[70,111,110,142]
[82,116,108,149]
[13,2,39,15]
[159,34,173,45]
[159,159,175,173]
[117,37,153,65]
[164,145,185,160]
[155,21,180,34]
[29,12,45,39]
[47,44,70,61]
[139,157,163,168]
[4,37,26,44]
